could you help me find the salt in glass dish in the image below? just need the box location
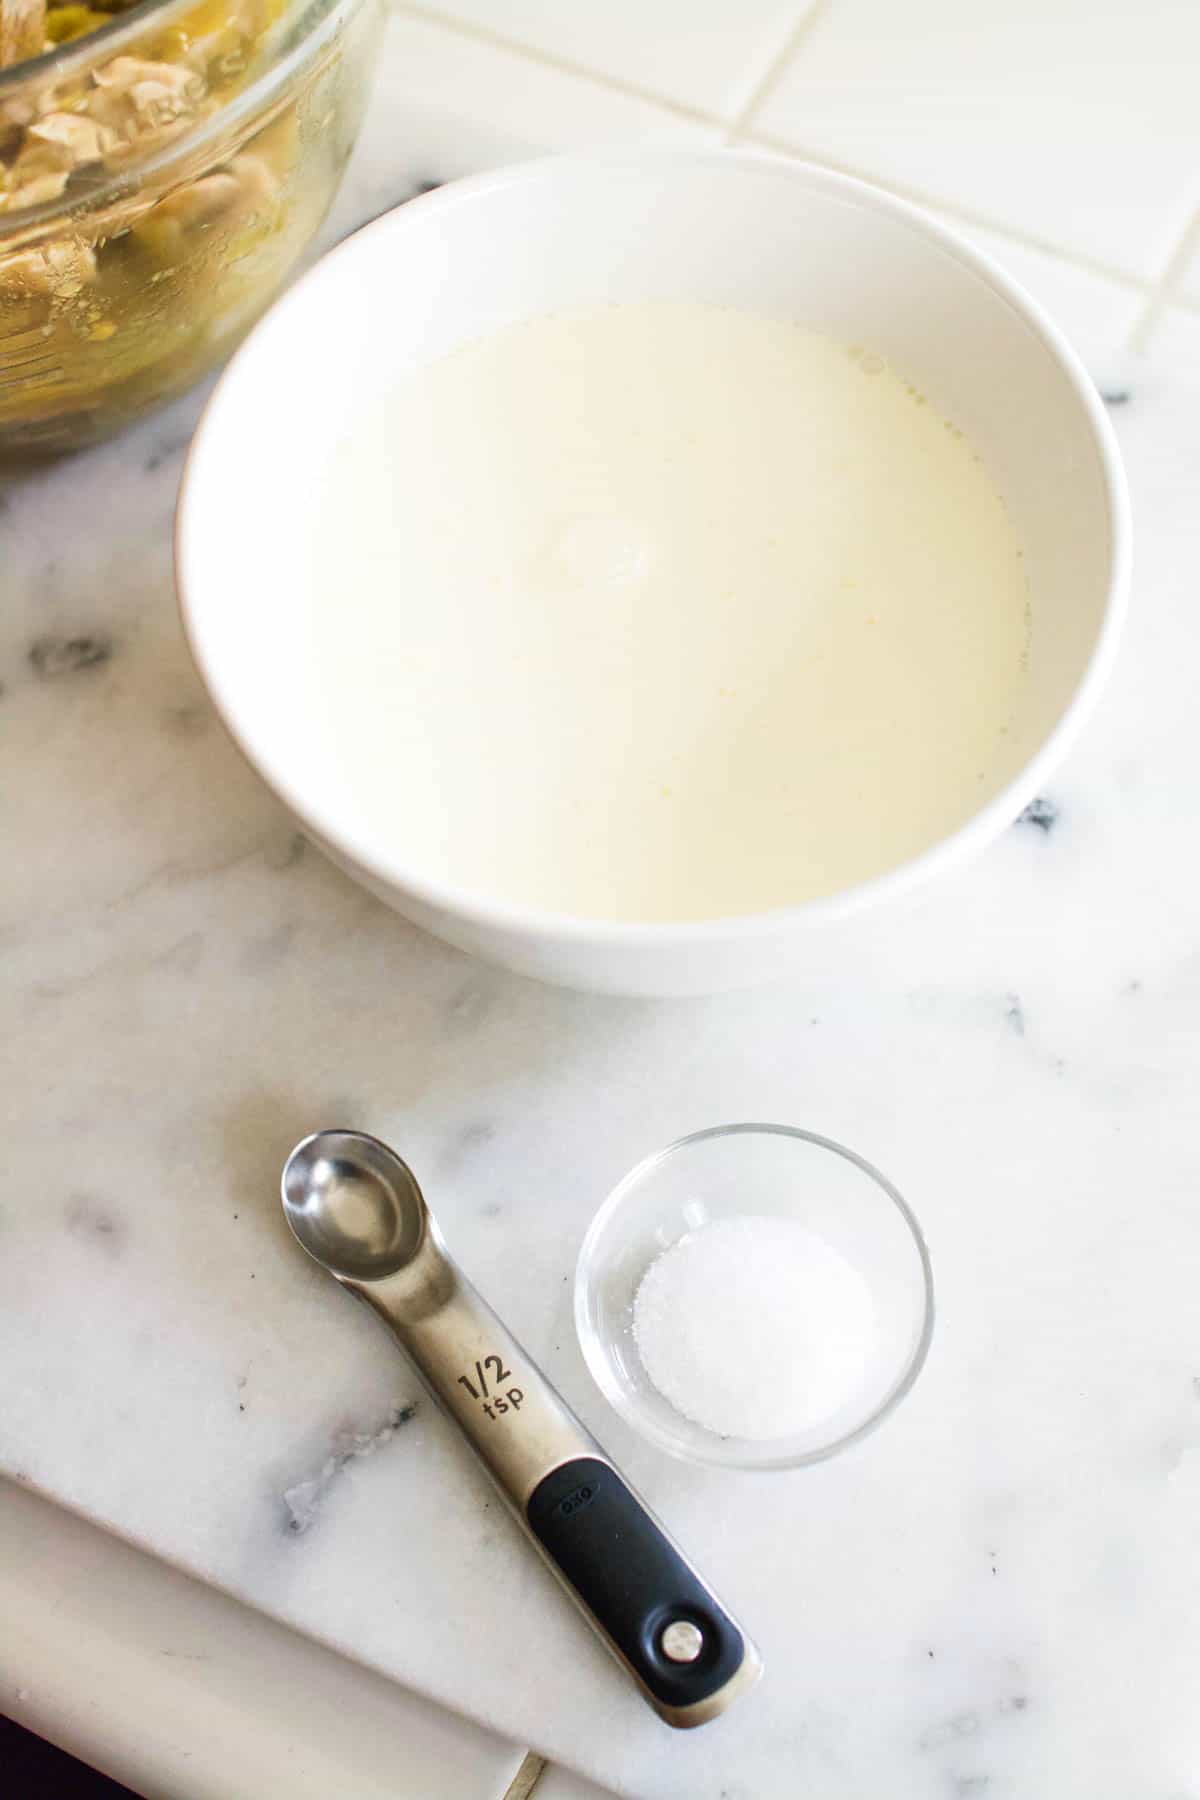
[574,1123,934,1472]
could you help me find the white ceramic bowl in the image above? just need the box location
[177,149,1129,997]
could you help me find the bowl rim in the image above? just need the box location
[573,1120,936,1472]
[176,146,1132,949]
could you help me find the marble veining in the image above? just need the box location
[3,53,1200,1800]
[63,1192,127,1255]
[1016,796,1058,834]
[282,1405,421,1536]
[27,632,115,678]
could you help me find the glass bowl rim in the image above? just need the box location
[574,1120,936,1472]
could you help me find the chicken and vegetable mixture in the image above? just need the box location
[1,0,374,449]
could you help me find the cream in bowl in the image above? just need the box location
[177,150,1129,995]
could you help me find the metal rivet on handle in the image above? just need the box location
[660,1619,704,1664]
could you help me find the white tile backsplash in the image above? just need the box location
[1172,213,1200,307]
[368,13,716,188]
[373,2,1200,358]
[750,0,1200,282]
[1136,299,1200,370]
[407,0,817,122]
[939,222,1144,371]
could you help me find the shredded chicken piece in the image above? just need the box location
[28,109,114,162]
[140,167,241,227]
[80,56,208,170]
[1,95,34,132]
[131,149,278,257]
[92,54,204,102]
[226,148,279,208]
[1,0,46,69]
[0,235,95,294]
[3,139,71,205]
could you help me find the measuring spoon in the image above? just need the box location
[282,1128,761,1727]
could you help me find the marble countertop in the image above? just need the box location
[5,14,1200,1798]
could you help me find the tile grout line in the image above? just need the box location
[718,0,835,145]
[395,0,1185,319]
[740,127,1154,295]
[1126,201,1200,353]
[502,1749,549,1800]
[396,1,716,128]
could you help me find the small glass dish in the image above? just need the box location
[574,1123,934,1471]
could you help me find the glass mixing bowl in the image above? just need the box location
[0,0,380,454]
[575,1124,934,1471]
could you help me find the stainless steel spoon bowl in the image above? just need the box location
[281,1128,760,1728]
[283,1131,426,1282]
